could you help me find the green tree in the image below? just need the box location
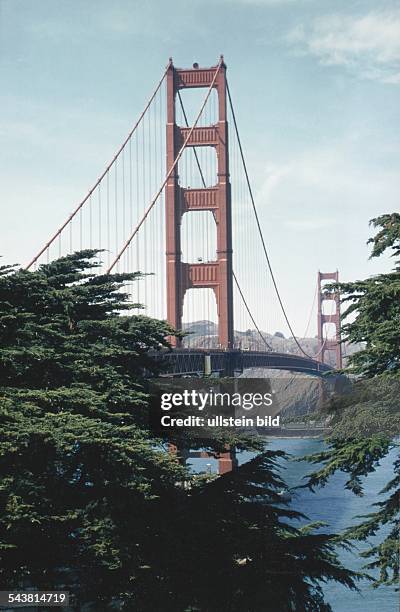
[336,212,400,377]
[165,452,359,612]
[0,251,359,609]
[304,213,400,586]
[0,251,186,605]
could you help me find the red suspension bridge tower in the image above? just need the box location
[165,58,234,348]
[317,271,342,369]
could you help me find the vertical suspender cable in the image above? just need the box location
[226,81,315,360]
[25,65,170,270]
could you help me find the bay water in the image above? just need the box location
[190,437,399,611]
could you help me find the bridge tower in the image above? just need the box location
[165,58,234,348]
[317,271,342,369]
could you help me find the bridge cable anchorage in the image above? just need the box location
[106,58,224,274]
[176,90,272,352]
[25,61,172,271]
[226,81,318,361]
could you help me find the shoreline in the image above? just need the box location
[263,428,328,439]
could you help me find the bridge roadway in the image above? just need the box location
[155,349,332,377]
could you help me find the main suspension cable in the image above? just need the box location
[302,278,318,339]
[26,63,171,271]
[232,272,272,350]
[226,81,316,360]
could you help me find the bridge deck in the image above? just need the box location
[155,349,332,377]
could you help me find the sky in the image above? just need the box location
[1,0,399,336]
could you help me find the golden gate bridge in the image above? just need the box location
[25,57,341,377]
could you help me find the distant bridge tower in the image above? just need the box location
[165,58,234,348]
[317,271,342,369]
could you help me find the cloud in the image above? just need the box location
[255,141,400,232]
[287,10,400,84]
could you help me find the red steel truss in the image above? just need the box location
[317,271,342,369]
[165,59,234,348]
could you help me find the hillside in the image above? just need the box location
[182,320,360,367]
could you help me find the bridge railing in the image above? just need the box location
[150,348,332,377]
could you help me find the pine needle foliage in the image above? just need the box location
[0,251,359,609]
[303,214,400,587]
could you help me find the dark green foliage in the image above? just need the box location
[0,251,358,609]
[0,251,186,603]
[323,377,400,440]
[367,213,400,259]
[346,455,400,587]
[301,436,393,496]
[148,452,360,612]
[333,214,400,378]
[304,214,400,587]
[302,435,399,587]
